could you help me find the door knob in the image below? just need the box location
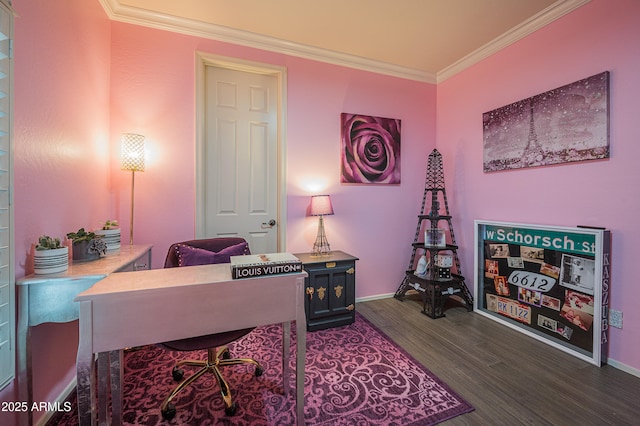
[262,219,277,227]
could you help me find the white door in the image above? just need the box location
[197,59,283,254]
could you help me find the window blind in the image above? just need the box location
[0,0,14,390]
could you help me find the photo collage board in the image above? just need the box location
[474,221,611,366]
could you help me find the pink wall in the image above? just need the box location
[7,0,639,422]
[14,0,112,274]
[3,0,113,424]
[108,22,436,298]
[5,0,434,421]
[436,0,640,371]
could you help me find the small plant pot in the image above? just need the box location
[94,228,121,252]
[34,246,69,274]
[72,240,101,262]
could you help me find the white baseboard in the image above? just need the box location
[35,377,76,426]
[606,358,640,378]
[355,292,395,303]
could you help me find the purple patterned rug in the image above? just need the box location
[49,313,473,425]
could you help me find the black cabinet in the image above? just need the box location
[293,251,358,331]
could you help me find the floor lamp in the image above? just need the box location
[121,133,145,245]
[310,195,334,256]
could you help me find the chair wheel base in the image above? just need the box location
[161,403,176,420]
[172,367,184,381]
[225,402,237,416]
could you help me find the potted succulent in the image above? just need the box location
[33,235,69,274]
[67,228,108,262]
[94,220,121,252]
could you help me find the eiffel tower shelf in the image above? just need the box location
[394,149,473,318]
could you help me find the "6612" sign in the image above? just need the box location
[507,271,556,293]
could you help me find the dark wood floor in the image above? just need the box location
[357,295,640,426]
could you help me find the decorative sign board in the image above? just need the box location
[474,221,611,366]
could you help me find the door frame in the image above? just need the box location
[195,52,287,251]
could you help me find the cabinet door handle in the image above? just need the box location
[335,285,343,298]
[306,287,314,300]
[317,286,326,301]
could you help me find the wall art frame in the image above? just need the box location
[483,71,610,172]
[474,220,611,366]
[340,113,401,184]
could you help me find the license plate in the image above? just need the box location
[487,294,531,324]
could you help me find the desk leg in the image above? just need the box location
[97,353,109,426]
[96,350,123,426]
[77,301,95,426]
[282,321,290,397]
[296,316,306,426]
[109,350,123,426]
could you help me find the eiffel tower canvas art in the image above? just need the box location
[483,71,610,172]
[520,97,545,167]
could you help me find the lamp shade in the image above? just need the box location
[310,195,334,216]
[121,133,145,172]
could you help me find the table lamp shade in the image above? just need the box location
[310,195,334,216]
[310,195,334,256]
[121,133,145,172]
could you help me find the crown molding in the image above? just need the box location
[99,0,589,85]
[98,0,436,83]
[437,0,591,83]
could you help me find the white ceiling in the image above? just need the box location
[99,0,590,83]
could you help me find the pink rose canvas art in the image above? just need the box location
[341,113,401,184]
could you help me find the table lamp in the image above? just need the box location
[310,195,334,256]
[121,133,145,245]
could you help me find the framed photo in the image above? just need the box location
[474,220,611,366]
[340,113,401,184]
[425,228,446,247]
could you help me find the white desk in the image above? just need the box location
[16,245,152,426]
[74,264,307,426]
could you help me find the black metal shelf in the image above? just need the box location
[394,149,473,318]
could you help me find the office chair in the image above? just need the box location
[159,237,264,419]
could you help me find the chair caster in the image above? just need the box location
[224,402,237,416]
[161,403,176,420]
[255,366,264,377]
[221,349,231,360]
[172,367,184,381]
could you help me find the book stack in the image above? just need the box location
[230,253,303,279]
